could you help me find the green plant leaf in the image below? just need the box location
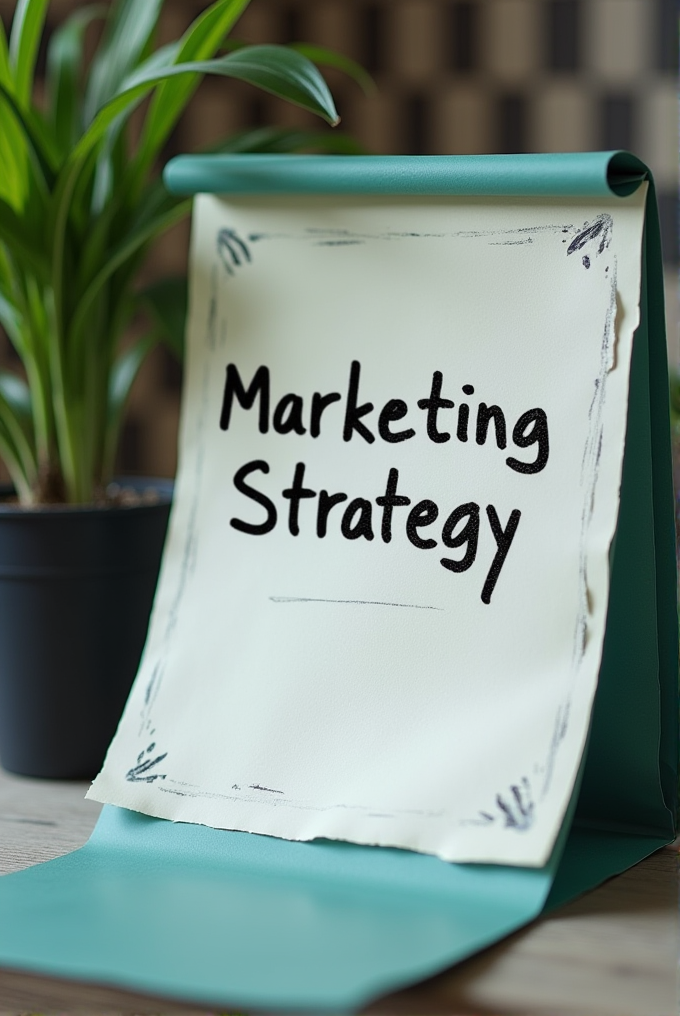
[121,45,339,125]
[138,40,184,76]
[84,0,164,123]
[210,125,366,155]
[0,18,12,91]
[137,277,187,359]
[0,197,49,279]
[68,196,191,356]
[104,332,156,476]
[0,370,33,425]
[133,0,251,185]
[291,43,376,96]
[89,42,181,216]
[0,419,33,500]
[47,5,107,155]
[36,7,344,503]
[0,81,57,189]
[76,172,166,295]
[0,291,24,352]
[0,370,37,498]
[8,0,50,107]
[51,42,339,301]
[0,95,29,210]
[108,335,156,421]
[208,45,339,123]
[0,17,53,214]
[65,45,338,174]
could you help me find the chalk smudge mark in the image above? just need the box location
[496,778,535,831]
[126,743,168,783]
[132,268,220,770]
[574,259,618,666]
[541,701,570,797]
[462,778,535,830]
[316,239,364,246]
[489,238,534,246]
[217,228,251,275]
[139,660,164,736]
[567,214,613,263]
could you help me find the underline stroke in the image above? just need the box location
[269,596,443,611]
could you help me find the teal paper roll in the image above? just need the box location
[163,151,647,198]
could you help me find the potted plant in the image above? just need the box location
[0,0,361,778]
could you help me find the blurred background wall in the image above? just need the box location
[1,0,677,480]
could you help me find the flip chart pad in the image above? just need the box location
[0,153,675,1013]
[90,186,647,867]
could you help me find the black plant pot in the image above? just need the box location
[0,478,172,779]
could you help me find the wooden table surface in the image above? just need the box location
[0,766,677,1016]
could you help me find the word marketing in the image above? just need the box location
[218,362,551,604]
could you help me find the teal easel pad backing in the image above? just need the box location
[0,152,675,1012]
[0,806,561,1012]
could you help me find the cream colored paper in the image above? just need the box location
[90,189,646,866]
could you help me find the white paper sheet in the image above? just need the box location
[89,189,646,866]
